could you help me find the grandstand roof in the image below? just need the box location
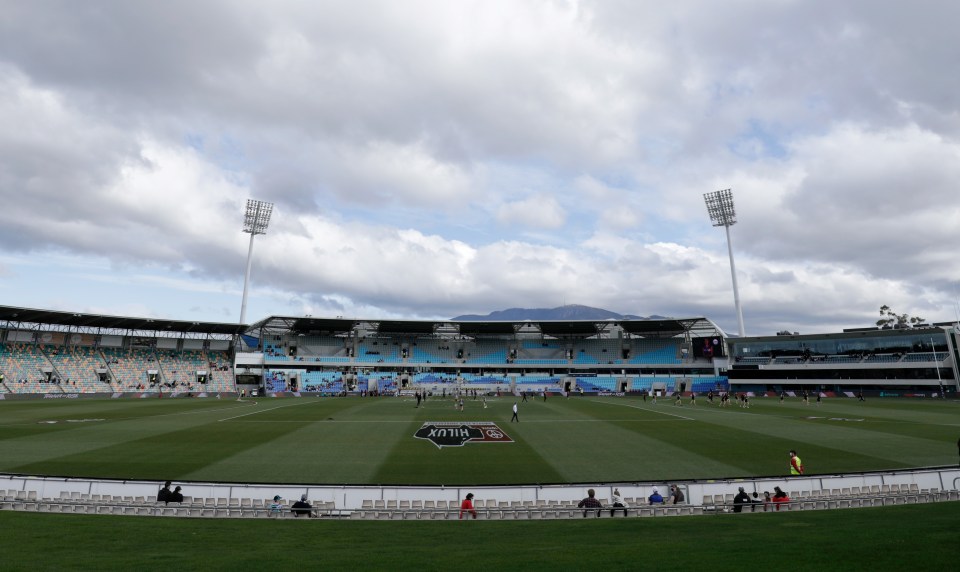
[0,305,245,336]
[732,325,947,344]
[376,320,437,335]
[288,317,357,334]
[456,322,517,335]
[537,321,602,336]
[620,319,699,337]
[249,314,723,339]
[0,305,726,340]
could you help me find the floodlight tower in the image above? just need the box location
[239,199,273,325]
[704,189,746,337]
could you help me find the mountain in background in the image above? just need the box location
[452,304,665,321]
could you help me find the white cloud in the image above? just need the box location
[496,194,566,229]
[727,123,960,284]
[0,1,959,336]
[329,140,474,205]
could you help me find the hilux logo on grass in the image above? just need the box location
[414,421,513,449]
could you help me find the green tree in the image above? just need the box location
[876,305,925,328]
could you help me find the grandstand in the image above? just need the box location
[726,327,959,394]
[1,302,959,566]
[1,305,958,398]
[235,315,732,397]
[0,307,240,396]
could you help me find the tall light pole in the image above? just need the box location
[240,199,273,325]
[704,189,745,337]
[930,337,944,394]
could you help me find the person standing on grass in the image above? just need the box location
[459,493,477,520]
[511,402,519,422]
[789,450,804,476]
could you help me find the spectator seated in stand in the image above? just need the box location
[732,487,751,513]
[577,488,603,517]
[610,488,628,517]
[157,481,172,503]
[772,486,790,511]
[668,484,685,504]
[648,488,665,505]
[291,494,313,518]
[459,493,477,520]
[269,495,284,516]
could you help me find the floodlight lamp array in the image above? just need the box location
[704,188,737,227]
[243,199,274,235]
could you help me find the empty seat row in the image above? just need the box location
[358,497,669,510]
[348,505,703,520]
[49,492,336,510]
[5,486,957,520]
[1,499,341,519]
[1,490,38,500]
[702,488,956,512]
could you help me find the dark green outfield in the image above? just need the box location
[0,504,957,571]
[0,395,957,484]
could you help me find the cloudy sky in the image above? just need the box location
[1,0,958,336]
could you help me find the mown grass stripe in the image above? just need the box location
[0,397,957,484]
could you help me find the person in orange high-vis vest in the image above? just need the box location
[789,450,804,475]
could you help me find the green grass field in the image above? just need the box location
[1,395,957,484]
[1,504,958,571]
[2,395,959,570]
